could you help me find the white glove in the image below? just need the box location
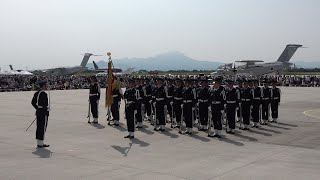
[236,107,239,111]
[170,102,173,106]
[208,106,211,111]
[221,110,224,113]
[181,104,184,109]
[196,103,199,106]
[192,107,195,111]
[153,102,156,106]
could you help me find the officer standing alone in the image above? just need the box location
[89,76,100,124]
[31,80,50,148]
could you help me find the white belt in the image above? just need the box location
[90,94,99,96]
[37,106,48,109]
[112,95,118,97]
[273,97,279,99]
[167,96,173,98]
[199,99,208,102]
[146,95,151,97]
[212,101,221,104]
[254,98,261,100]
[174,97,183,100]
[241,99,251,101]
[156,98,165,101]
[183,100,192,103]
[227,101,236,103]
[138,98,143,100]
[126,101,134,104]
[262,98,269,100]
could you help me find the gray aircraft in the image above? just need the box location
[211,44,303,77]
[33,53,101,75]
[92,61,122,73]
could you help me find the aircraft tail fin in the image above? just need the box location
[9,65,13,70]
[277,44,302,62]
[80,53,92,67]
[121,68,135,75]
[93,61,99,70]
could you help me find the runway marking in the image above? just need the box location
[303,109,320,119]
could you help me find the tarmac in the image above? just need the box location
[1,87,320,180]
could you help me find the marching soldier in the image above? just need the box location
[191,78,198,124]
[225,79,240,134]
[152,77,167,131]
[251,79,262,127]
[197,78,210,131]
[111,76,123,126]
[236,79,244,122]
[165,78,175,124]
[261,80,271,125]
[208,77,226,138]
[271,80,281,123]
[181,78,195,134]
[135,78,144,128]
[143,77,153,121]
[240,79,253,130]
[124,78,138,139]
[31,80,50,148]
[173,78,184,128]
[89,76,101,124]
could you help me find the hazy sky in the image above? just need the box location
[0,0,319,70]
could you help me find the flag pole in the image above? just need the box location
[106,52,113,125]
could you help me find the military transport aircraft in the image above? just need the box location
[32,53,101,75]
[211,44,304,77]
[92,61,122,73]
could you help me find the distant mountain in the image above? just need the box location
[87,52,222,71]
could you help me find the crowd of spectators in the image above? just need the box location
[1,74,320,92]
[0,75,107,92]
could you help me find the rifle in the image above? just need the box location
[87,101,91,123]
[239,103,243,129]
[207,106,212,136]
[179,104,184,134]
[170,103,175,128]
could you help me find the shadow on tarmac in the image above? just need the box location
[32,148,52,158]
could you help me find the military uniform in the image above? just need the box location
[173,79,184,128]
[251,81,262,127]
[111,86,122,126]
[124,81,138,138]
[165,80,175,123]
[236,81,244,122]
[209,78,226,137]
[271,82,281,122]
[143,79,153,121]
[31,80,50,148]
[89,81,100,123]
[197,80,210,130]
[240,81,253,129]
[182,80,195,134]
[261,82,271,124]
[152,79,167,131]
[225,80,240,133]
[135,82,144,128]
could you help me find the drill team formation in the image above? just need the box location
[31,74,281,147]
